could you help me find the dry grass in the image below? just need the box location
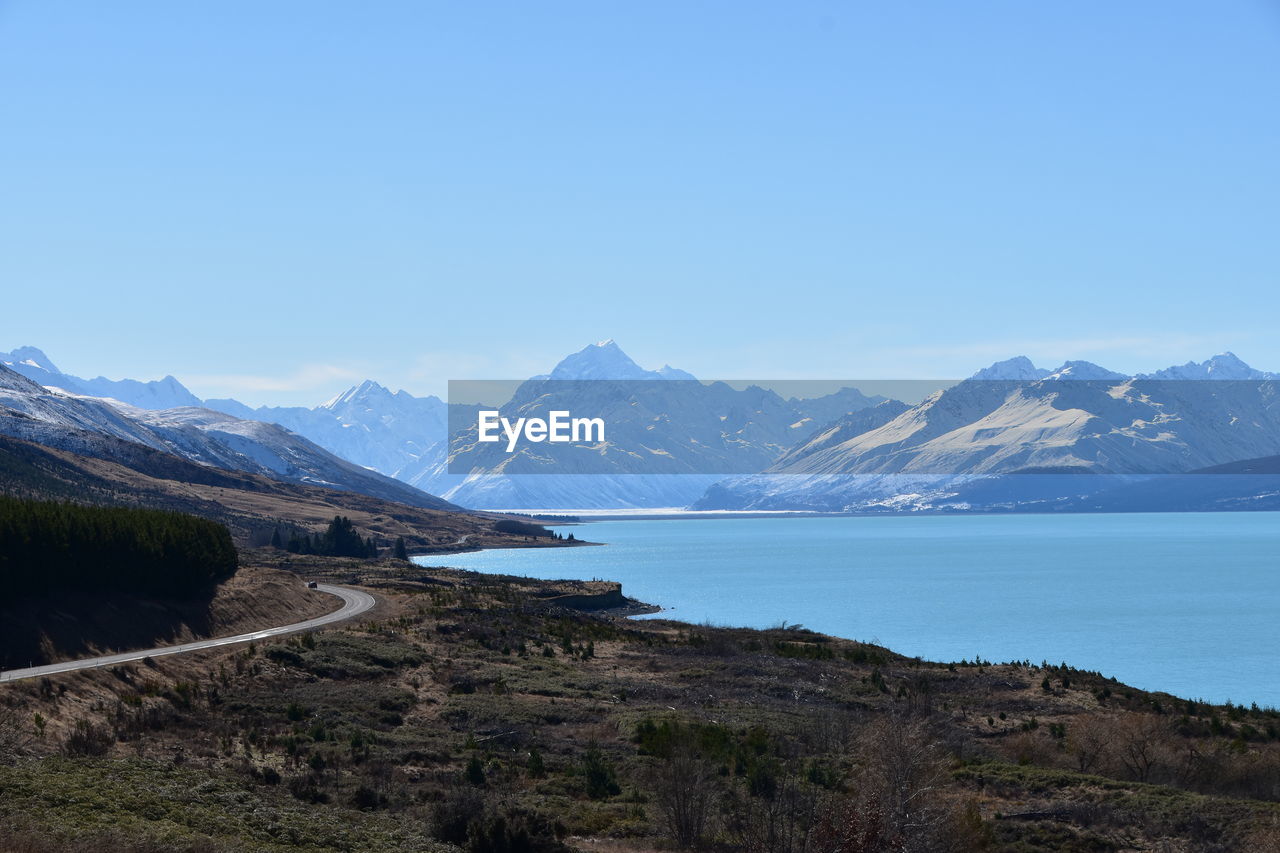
[4,559,1280,851]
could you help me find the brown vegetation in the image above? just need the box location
[2,556,1279,851]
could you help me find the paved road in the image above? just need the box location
[0,583,376,684]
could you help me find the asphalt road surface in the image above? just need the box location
[0,583,375,684]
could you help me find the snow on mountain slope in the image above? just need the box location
[0,347,90,395]
[764,366,1280,478]
[545,339,657,380]
[434,343,890,509]
[202,398,258,419]
[540,340,704,382]
[1,346,203,409]
[212,380,450,479]
[0,361,52,395]
[1044,361,1127,381]
[77,374,203,409]
[0,363,454,510]
[969,356,1051,381]
[1143,352,1278,381]
[694,354,1280,511]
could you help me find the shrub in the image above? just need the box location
[465,754,486,787]
[527,746,546,778]
[581,744,620,799]
[63,721,113,757]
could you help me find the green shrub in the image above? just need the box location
[581,745,620,799]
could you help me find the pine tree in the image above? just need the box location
[270,527,283,549]
[318,516,367,557]
[527,746,546,778]
[0,496,237,598]
[393,537,409,561]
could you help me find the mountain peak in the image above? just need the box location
[320,379,392,410]
[547,341,698,381]
[655,364,697,381]
[969,356,1051,382]
[1144,352,1275,381]
[1045,360,1127,381]
[2,345,61,374]
[549,341,651,380]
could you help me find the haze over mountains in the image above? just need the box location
[4,343,1279,514]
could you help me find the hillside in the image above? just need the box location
[1,557,1278,851]
[0,362,455,512]
[0,564,337,671]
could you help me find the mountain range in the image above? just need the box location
[5,343,1279,514]
[5,340,884,510]
[0,360,453,511]
[2,346,203,409]
[428,341,887,508]
[692,353,1280,512]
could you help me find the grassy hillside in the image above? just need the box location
[2,556,1277,852]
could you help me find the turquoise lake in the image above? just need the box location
[415,513,1280,706]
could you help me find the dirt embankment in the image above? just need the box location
[0,566,336,668]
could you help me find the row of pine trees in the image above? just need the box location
[0,495,238,598]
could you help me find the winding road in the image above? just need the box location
[0,583,376,684]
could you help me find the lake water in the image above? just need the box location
[415,513,1280,706]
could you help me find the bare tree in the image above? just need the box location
[1069,716,1109,774]
[723,770,820,853]
[857,715,950,847]
[811,790,892,853]
[1108,714,1167,783]
[649,747,719,848]
[818,713,986,853]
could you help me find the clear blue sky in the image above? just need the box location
[2,2,1277,405]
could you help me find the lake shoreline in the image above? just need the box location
[424,513,1280,707]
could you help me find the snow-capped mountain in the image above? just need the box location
[1043,360,1128,381]
[1,346,203,409]
[969,356,1051,381]
[0,362,454,510]
[203,340,885,510]
[2,341,892,509]
[207,380,450,478]
[1143,352,1278,381]
[539,340,697,381]
[427,342,888,509]
[774,355,1280,476]
[694,353,1280,512]
[15,340,1274,514]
